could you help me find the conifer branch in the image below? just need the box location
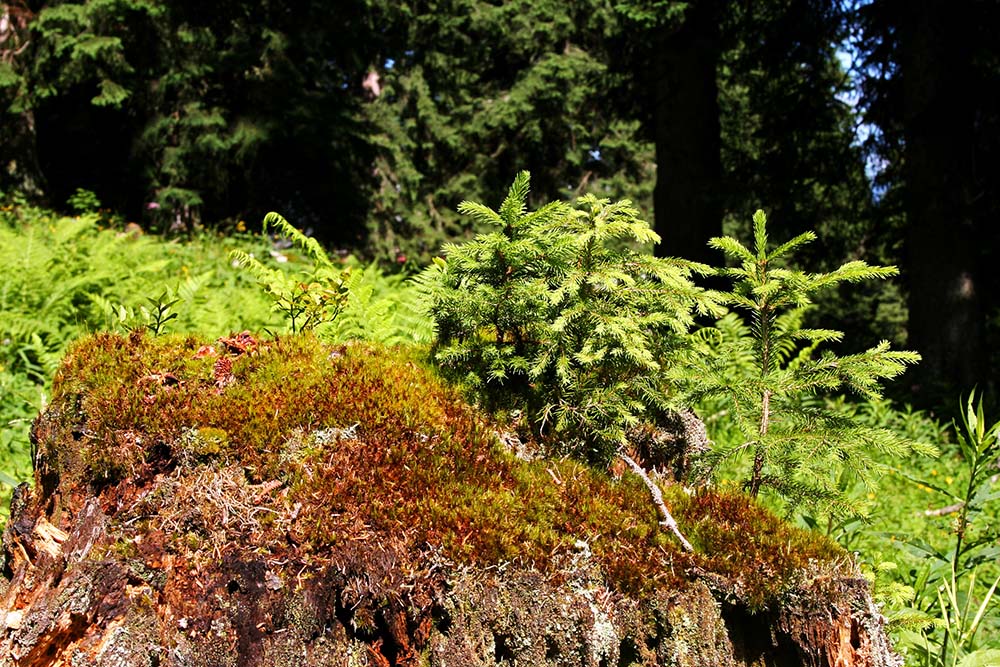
[619,452,693,552]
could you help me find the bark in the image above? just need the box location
[0,483,902,667]
[0,338,903,666]
[902,0,983,394]
[0,420,902,667]
[0,108,45,199]
[0,2,44,199]
[0,3,44,199]
[651,0,723,265]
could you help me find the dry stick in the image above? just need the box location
[619,452,694,552]
[924,502,965,517]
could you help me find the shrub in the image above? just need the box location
[418,171,717,462]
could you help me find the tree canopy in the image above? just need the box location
[1,0,997,398]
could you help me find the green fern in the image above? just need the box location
[230,212,351,334]
[318,263,433,346]
[0,199,276,518]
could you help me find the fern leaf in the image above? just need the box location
[263,212,333,269]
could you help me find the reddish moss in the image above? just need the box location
[37,332,844,609]
[673,486,845,607]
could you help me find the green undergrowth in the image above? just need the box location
[0,200,430,523]
[0,202,265,517]
[42,332,842,608]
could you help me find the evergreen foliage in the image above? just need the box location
[2,0,379,234]
[366,1,653,264]
[673,210,931,515]
[419,171,717,462]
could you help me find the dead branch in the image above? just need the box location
[619,452,693,552]
[924,502,964,517]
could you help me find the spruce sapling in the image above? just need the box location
[673,210,933,516]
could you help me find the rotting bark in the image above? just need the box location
[0,335,903,666]
[0,488,902,667]
[0,439,903,667]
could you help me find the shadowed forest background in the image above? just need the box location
[3,2,1000,663]
[2,0,999,402]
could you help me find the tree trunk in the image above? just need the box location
[0,334,903,666]
[0,2,45,199]
[651,0,722,264]
[0,109,46,199]
[902,0,983,394]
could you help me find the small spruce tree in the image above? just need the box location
[673,210,933,515]
[418,171,717,463]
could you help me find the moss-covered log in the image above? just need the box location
[0,333,900,666]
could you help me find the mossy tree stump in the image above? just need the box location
[0,333,900,666]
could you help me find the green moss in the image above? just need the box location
[39,332,844,608]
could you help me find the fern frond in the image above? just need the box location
[263,212,332,269]
[178,270,215,303]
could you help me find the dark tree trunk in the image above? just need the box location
[651,1,722,264]
[0,3,45,199]
[0,109,46,199]
[902,0,983,394]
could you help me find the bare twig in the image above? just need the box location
[924,502,964,517]
[619,452,694,552]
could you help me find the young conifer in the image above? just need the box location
[674,210,933,515]
[418,172,717,463]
